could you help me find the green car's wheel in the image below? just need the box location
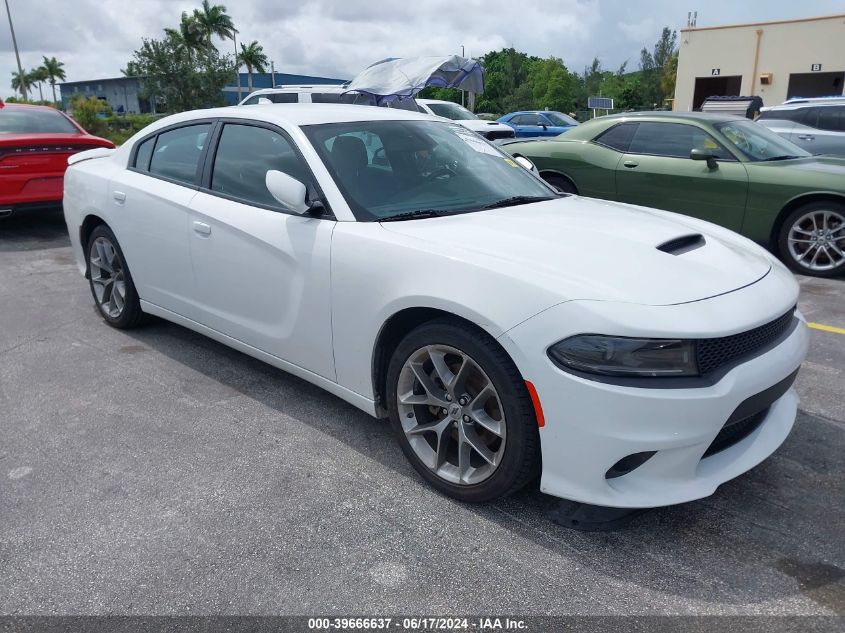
[778,201,845,278]
[542,173,577,195]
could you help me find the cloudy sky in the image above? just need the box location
[2,0,843,97]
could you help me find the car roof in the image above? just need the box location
[594,111,743,123]
[763,97,845,110]
[417,99,462,105]
[248,86,346,95]
[1,102,66,112]
[153,103,437,128]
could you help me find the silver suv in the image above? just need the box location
[757,97,845,156]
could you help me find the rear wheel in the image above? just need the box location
[386,318,540,502]
[778,202,845,277]
[542,172,577,194]
[87,225,146,329]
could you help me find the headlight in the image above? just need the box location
[547,335,698,377]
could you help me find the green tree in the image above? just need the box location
[10,69,32,99]
[529,57,577,113]
[41,56,66,106]
[28,67,48,102]
[69,94,109,132]
[127,30,234,112]
[164,12,205,60]
[638,27,678,108]
[192,0,236,49]
[238,40,268,92]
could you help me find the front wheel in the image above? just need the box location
[778,202,845,277]
[87,224,146,328]
[541,173,577,195]
[386,319,540,503]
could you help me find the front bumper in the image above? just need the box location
[499,269,808,508]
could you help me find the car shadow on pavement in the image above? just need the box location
[124,317,845,613]
[0,208,70,252]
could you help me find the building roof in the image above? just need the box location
[60,76,146,87]
[680,13,845,33]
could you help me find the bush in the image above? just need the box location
[69,95,111,134]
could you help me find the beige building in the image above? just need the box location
[674,14,845,111]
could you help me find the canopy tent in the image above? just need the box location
[343,56,484,105]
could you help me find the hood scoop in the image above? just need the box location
[657,234,706,256]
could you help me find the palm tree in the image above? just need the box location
[164,12,204,58]
[41,56,66,106]
[28,67,48,102]
[11,69,32,99]
[192,0,236,49]
[238,41,268,93]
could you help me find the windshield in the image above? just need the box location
[427,102,478,120]
[715,120,810,161]
[544,112,578,127]
[0,107,80,134]
[302,120,556,221]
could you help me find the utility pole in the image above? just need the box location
[233,30,242,101]
[4,0,27,101]
[460,44,465,108]
[271,60,276,87]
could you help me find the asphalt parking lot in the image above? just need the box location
[1,210,843,616]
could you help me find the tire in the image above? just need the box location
[385,318,540,503]
[777,201,845,278]
[86,224,146,329]
[542,172,577,195]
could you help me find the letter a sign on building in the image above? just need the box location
[711,68,721,76]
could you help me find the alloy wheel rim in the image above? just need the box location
[89,236,126,318]
[397,344,506,486]
[787,209,845,272]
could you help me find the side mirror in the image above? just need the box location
[541,124,548,130]
[690,148,718,169]
[257,97,272,105]
[513,155,536,172]
[266,170,309,214]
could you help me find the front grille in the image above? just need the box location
[484,130,515,141]
[697,309,796,375]
[703,407,769,457]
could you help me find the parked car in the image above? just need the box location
[0,101,114,217]
[503,112,845,277]
[417,99,514,141]
[64,104,807,508]
[497,110,578,137]
[239,86,422,111]
[757,97,845,157]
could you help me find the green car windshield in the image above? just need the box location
[715,120,810,161]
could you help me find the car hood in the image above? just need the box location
[752,155,845,178]
[380,196,772,306]
[454,119,513,134]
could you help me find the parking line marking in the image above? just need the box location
[808,322,845,335]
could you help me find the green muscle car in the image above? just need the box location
[504,112,845,277]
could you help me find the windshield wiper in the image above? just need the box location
[481,195,556,210]
[378,209,454,222]
[761,155,801,161]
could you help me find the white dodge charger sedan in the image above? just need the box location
[63,104,808,508]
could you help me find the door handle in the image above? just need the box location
[623,161,639,168]
[112,190,126,203]
[192,221,211,236]
[797,135,815,141]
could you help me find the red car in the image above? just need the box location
[0,100,114,217]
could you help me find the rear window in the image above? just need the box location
[815,106,845,132]
[757,108,807,123]
[0,107,79,134]
[594,122,637,152]
[148,123,212,185]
